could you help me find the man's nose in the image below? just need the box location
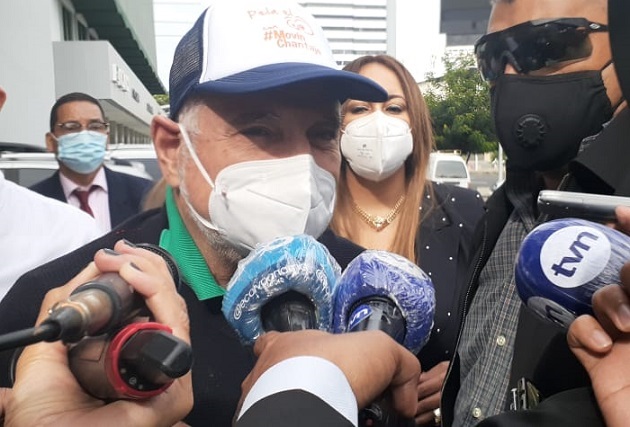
[285,134,313,156]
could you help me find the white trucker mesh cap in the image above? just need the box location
[168,0,387,118]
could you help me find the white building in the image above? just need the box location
[153,0,446,87]
[300,0,445,81]
[0,0,165,149]
[299,0,388,66]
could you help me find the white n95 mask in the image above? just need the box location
[340,110,413,182]
[179,125,336,253]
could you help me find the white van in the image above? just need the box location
[427,152,471,189]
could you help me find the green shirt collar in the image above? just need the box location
[159,186,225,300]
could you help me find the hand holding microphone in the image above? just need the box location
[4,240,193,427]
[565,207,630,427]
[239,330,421,424]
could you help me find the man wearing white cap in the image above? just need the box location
[0,1,386,425]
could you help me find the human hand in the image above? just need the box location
[414,360,448,426]
[3,240,193,427]
[240,330,421,419]
[567,257,630,427]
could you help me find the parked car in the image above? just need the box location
[0,142,47,153]
[427,152,471,189]
[107,144,161,181]
[0,152,153,187]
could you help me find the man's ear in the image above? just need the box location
[152,115,182,188]
[45,132,58,153]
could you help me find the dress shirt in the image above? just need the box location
[453,175,539,426]
[60,167,111,232]
[237,356,357,426]
[0,171,100,301]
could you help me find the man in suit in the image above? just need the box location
[30,92,153,232]
[0,1,387,425]
[0,86,100,302]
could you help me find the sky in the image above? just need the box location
[152,0,446,92]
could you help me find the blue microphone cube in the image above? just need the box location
[515,218,630,329]
[332,250,435,354]
[222,235,341,345]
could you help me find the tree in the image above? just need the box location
[424,52,497,158]
[153,94,170,106]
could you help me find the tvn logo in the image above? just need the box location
[540,226,611,289]
[348,304,372,331]
[550,231,600,278]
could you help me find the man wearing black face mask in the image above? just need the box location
[440,0,628,426]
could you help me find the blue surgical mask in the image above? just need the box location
[56,130,107,174]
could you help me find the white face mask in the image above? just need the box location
[340,110,413,182]
[179,124,337,253]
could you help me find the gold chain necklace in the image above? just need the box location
[352,195,406,232]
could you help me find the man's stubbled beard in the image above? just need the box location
[178,154,244,271]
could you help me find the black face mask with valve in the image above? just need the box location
[491,68,614,172]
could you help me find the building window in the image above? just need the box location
[62,6,74,40]
[78,22,88,40]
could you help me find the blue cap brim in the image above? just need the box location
[193,62,388,102]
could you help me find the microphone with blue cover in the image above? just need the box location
[222,235,341,345]
[332,250,435,426]
[515,218,630,329]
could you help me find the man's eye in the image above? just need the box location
[310,129,339,147]
[241,127,273,137]
[61,122,81,131]
[88,122,108,132]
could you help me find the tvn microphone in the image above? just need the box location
[515,218,630,329]
[332,250,435,353]
[332,250,435,427]
[222,235,341,345]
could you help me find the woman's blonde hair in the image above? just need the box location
[329,54,435,262]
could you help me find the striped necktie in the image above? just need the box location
[73,186,95,217]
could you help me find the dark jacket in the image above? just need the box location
[416,182,485,370]
[29,167,153,228]
[442,108,630,426]
[0,207,365,426]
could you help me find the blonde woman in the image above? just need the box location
[330,54,485,426]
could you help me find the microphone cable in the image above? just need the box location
[0,323,60,351]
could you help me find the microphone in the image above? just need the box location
[332,250,435,354]
[40,243,181,344]
[332,250,435,427]
[222,235,341,345]
[2,244,193,401]
[65,244,192,400]
[515,218,630,328]
[68,321,193,400]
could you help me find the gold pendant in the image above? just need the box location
[372,216,387,231]
[352,194,406,232]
